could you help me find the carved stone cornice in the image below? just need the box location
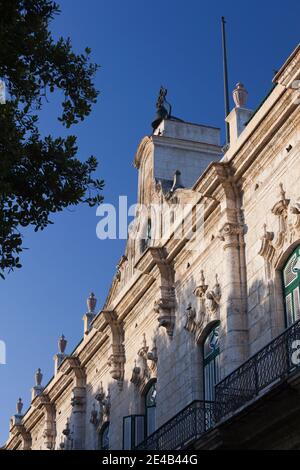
[259,184,300,268]
[148,247,176,337]
[273,44,300,88]
[102,310,125,388]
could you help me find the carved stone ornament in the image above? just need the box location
[259,184,300,268]
[130,334,157,390]
[91,383,111,429]
[185,271,221,343]
[59,418,73,451]
[150,247,176,337]
[103,310,125,389]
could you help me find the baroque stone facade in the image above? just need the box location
[4,43,300,450]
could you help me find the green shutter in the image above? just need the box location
[283,246,300,327]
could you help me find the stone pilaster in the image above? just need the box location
[33,394,56,450]
[71,387,86,450]
[214,163,249,377]
[60,357,86,450]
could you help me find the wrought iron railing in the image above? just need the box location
[136,320,300,450]
[215,319,300,416]
[136,400,218,450]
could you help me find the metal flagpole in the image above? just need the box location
[221,16,230,146]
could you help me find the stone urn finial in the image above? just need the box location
[16,398,23,416]
[58,334,67,355]
[35,368,43,387]
[87,292,97,313]
[233,82,248,108]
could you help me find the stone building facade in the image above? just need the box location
[5,43,300,450]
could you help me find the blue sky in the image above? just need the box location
[0,0,299,444]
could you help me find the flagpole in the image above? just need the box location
[221,16,230,146]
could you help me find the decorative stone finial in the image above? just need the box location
[87,292,97,313]
[35,368,43,387]
[58,334,67,354]
[194,270,208,298]
[233,82,248,108]
[16,398,23,416]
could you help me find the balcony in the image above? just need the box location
[136,401,217,450]
[215,319,300,417]
[136,319,300,450]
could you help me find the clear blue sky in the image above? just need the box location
[0,0,299,444]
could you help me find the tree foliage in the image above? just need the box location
[0,0,103,278]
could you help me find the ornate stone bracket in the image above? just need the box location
[149,247,176,337]
[185,271,221,343]
[259,184,300,268]
[103,310,125,388]
[130,334,158,390]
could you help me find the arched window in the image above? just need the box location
[283,245,300,327]
[98,422,109,450]
[203,322,220,401]
[145,381,156,437]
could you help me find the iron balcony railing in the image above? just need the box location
[136,320,300,450]
[136,400,218,451]
[215,319,300,416]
